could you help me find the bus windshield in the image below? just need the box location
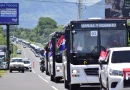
[100,30,126,49]
[0,55,4,59]
[73,30,98,53]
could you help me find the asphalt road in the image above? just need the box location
[0,43,100,90]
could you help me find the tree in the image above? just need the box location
[44,28,54,37]
[36,17,57,35]
[28,30,37,42]
[54,25,63,31]
[8,17,62,44]
[0,25,3,34]
[0,25,6,45]
[9,25,18,32]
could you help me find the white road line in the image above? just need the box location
[51,86,58,90]
[38,75,49,83]
[32,69,35,73]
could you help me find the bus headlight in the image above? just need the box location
[72,69,80,74]
[56,66,62,72]
[56,66,62,70]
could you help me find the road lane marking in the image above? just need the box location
[51,86,58,90]
[32,69,35,73]
[38,75,49,83]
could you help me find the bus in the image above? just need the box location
[49,32,64,83]
[44,32,56,75]
[62,19,128,90]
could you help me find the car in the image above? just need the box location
[23,58,32,72]
[23,45,26,48]
[40,55,44,60]
[99,47,130,90]
[35,53,39,57]
[9,58,24,73]
[16,49,21,54]
[1,62,8,69]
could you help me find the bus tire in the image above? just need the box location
[51,75,54,81]
[64,79,69,89]
[46,71,49,75]
[70,84,80,90]
[55,77,60,83]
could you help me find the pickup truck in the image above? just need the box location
[99,47,130,90]
[9,58,24,73]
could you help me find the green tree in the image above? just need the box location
[54,25,63,31]
[44,28,54,37]
[0,25,2,34]
[10,25,18,32]
[8,17,63,45]
[0,25,6,45]
[36,17,57,35]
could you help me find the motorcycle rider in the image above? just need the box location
[40,59,44,65]
[40,59,45,72]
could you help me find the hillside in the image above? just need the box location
[1,0,104,28]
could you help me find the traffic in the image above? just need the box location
[1,0,130,90]
[8,19,130,90]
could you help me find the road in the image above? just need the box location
[0,43,100,90]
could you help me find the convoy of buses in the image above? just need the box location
[15,19,130,90]
[43,19,130,90]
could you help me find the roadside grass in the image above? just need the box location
[10,44,20,58]
[0,70,7,77]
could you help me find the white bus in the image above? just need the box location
[62,19,128,90]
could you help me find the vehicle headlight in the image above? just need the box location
[56,66,62,70]
[109,69,123,76]
[72,69,80,74]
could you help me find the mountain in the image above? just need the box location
[82,0,105,19]
[1,0,104,28]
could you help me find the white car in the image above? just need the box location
[23,58,32,72]
[35,53,40,57]
[9,58,24,73]
[16,49,21,54]
[23,45,26,48]
[99,47,130,90]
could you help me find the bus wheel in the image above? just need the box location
[64,79,69,89]
[46,71,49,75]
[70,84,80,90]
[55,77,60,83]
[51,75,54,81]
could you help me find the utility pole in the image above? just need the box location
[78,0,83,19]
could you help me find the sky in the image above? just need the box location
[1,0,104,29]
